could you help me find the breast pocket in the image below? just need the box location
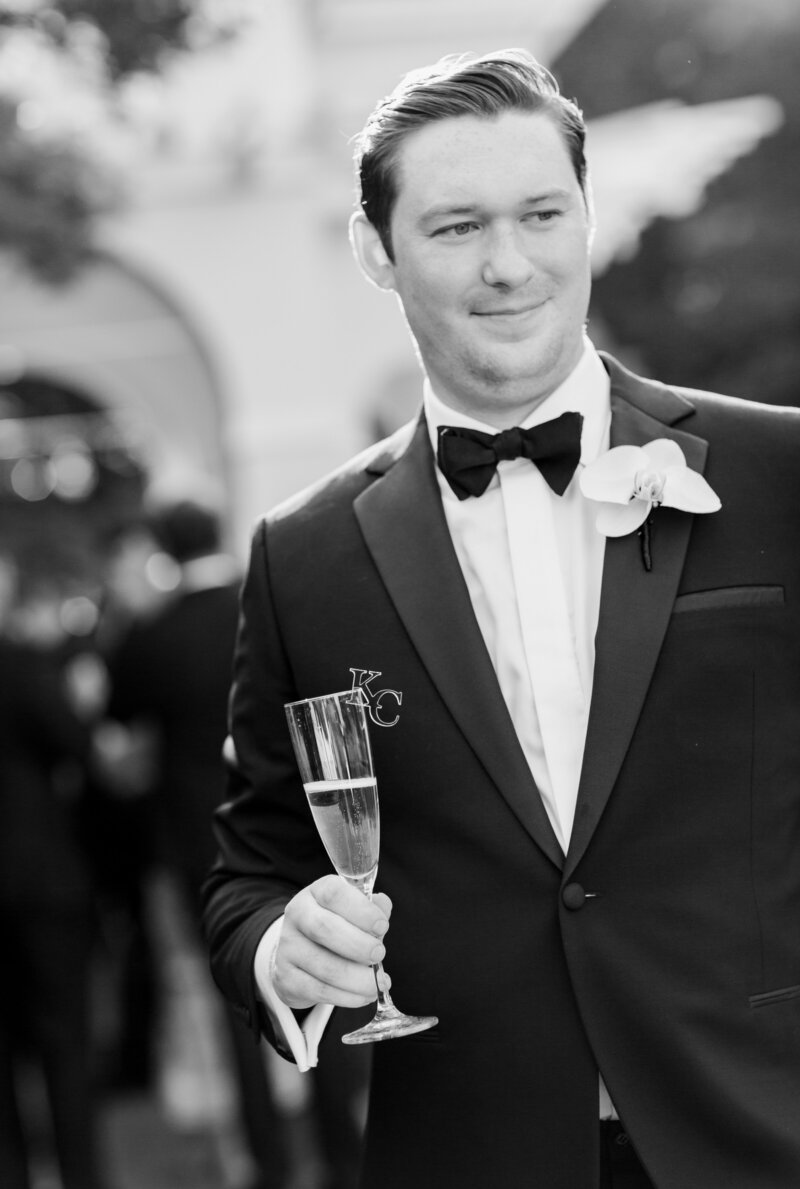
[673,585,784,614]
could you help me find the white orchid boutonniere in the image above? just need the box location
[579,439,721,570]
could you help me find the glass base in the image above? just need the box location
[342,1010,438,1045]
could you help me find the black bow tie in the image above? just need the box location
[436,411,584,500]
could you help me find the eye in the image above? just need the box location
[433,221,479,239]
[524,209,561,224]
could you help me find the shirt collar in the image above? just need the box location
[423,337,610,469]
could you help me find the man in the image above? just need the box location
[203,50,800,1189]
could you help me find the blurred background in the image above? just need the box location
[0,1,796,1187]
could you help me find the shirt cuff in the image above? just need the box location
[253,917,334,1071]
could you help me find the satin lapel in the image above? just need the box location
[355,417,564,871]
[565,382,708,876]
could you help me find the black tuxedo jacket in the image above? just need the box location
[203,354,800,1189]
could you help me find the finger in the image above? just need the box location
[274,967,375,1011]
[310,876,391,938]
[372,891,393,921]
[292,892,388,966]
[275,936,390,1008]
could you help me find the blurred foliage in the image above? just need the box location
[0,96,120,283]
[0,0,239,281]
[555,0,800,405]
[0,0,229,80]
[51,0,195,78]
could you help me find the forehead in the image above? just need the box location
[391,110,578,216]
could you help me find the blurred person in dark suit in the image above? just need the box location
[106,498,241,908]
[103,497,292,1189]
[83,526,164,1097]
[0,562,110,1189]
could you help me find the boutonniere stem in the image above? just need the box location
[639,515,654,572]
[580,439,721,571]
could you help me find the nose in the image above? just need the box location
[481,224,534,288]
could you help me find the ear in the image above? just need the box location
[583,172,597,252]
[349,211,396,292]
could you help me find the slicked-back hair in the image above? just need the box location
[354,49,587,262]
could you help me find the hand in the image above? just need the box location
[271,875,392,1010]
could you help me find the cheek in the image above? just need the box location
[404,276,461,336]
[411,268,456,306]
[399,251,469,307]
[549,261,591,316]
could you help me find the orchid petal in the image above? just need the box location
[595,498,652,537]
[580,445,645,505]
[661,467,722,513]
[642,438,686,470]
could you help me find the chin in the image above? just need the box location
[469,353,546,392]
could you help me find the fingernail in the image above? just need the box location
[377,971,391,992]
[370,944,386,963]
[373,919,389,937]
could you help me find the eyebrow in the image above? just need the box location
[417,189,575,228]
[417,204,479,229]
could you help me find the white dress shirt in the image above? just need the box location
[425,337,610,851]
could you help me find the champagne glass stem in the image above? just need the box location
[360,877,401,1018]
[372,960,399,1015]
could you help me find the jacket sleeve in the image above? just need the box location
[200,519,330,1049]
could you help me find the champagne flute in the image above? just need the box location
[285,689,438,1044]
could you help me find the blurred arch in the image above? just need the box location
[0,247,230,504]
[0,249,232,602]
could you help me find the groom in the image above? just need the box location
[203,49,800,1189]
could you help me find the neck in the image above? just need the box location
[430,348,586,430]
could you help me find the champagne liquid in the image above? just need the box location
[305,777,380,886]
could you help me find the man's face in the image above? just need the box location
[376,110,593,425]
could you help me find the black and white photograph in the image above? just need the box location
[0,3,798,1187]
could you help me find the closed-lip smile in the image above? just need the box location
[472,301,545,317]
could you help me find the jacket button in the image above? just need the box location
[562,883,586,910]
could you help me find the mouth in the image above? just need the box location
[472,300,546,319]
[470,300,548,337]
